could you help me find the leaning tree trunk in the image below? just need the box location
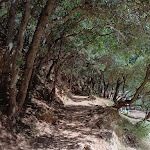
[29,38,59,89]
[8,1,31,118]
[16,0,56,115]
[6,0,18,45]
[0,0,18,105]
[115,64,150,109]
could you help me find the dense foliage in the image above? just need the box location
[0,0,149,119]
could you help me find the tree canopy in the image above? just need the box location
[0,0,150,118]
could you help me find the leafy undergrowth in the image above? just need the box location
[0,94,149,150]
[116,114,150,150]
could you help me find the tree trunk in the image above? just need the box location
[69,60,75,91]
[99,85,103,96]
[8,1,31,118]
[113,78,122,104]
[46,60,55,80]
[102,72,108,98]
[115,64,150,109]
[0,0,18,105]
[29,39,59,88]
[6,0,18,45]
[16,0,56,115]
[50,61,59,102]
[98,77,103,97]
[145,112,150,120]
[122,76,126,93]
[103,83,109,98]
[106,86,111,99]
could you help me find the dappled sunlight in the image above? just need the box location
[0,123,31,150]
[0,0,150,149]
[0,95,148,149]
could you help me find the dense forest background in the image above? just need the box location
[0,0,150,120]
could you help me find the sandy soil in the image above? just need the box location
[61,95,112,107]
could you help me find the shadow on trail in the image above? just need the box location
[31,134,80,150]
[30,105,105,150]
[0,96,116,150]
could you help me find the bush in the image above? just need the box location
[131,121,150,139]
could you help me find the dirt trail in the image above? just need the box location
[29,95,136,150]
[62,95,111,107]
[0,95,137,150]
[30,96,113,150]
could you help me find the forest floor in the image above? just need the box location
[0,94,150,150]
